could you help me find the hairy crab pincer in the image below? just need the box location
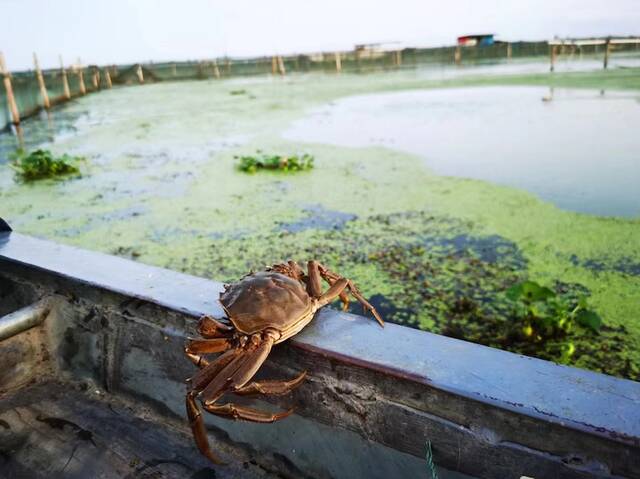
[184,260,384,464]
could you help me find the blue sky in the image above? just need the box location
[1,0,639,70]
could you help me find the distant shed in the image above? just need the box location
[457,34,495,47]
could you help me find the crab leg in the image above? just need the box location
[203,402,293,423]
[201,334,275,405]
[234,370,307,396]
[186,392,226,465]
[315,262,385,327]
[186,352,210,368]
[200,331,296,423]
[287,260,306,281]
[306,260,323,297]
[317,278,350,308]
[189,348,242,391]
[186,346,249,466]
[307,260,350,309]
[197,315,233,338]
[185,337,234,354]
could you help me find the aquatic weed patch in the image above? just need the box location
[10,149,84,181]
[236,152,314,173]
[173,210,637,379]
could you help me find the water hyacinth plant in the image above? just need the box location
[236,152,314,173]
[10,149,84,181]
[506,280,602,361]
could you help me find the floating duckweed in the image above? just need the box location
[236,152,314,173]
[10,149,84,181]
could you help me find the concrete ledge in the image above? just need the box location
[1,231,639,478]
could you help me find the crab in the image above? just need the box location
[184,260,384,464]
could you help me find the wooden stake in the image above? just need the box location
[77,60,86,95]
[0,52,20,125]
[277,55,286,75]
[15,123,24,149]
[104,68,112,88]
[603,38,611,69]
[212,59,220,79]
[395,50,402,66]
[454,46,461,65]
[92,67,100,89]
[136,64,144,83]
[335,51,342,73]
[271,56,277,75]
[507,42,512,60]
[59,55,71,100]
[33,52,50,109]
[549,45,557,72]
[172,63,177,76]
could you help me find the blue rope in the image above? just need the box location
[425,441,439,479]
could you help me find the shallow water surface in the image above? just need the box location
[285,86,640,217]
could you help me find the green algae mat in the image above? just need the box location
[1,66,639,380]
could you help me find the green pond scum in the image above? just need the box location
[1,65,639,380]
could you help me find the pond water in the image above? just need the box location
[284,86,640,217]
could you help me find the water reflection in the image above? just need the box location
[0,107,86,162]
[284,86,640,217]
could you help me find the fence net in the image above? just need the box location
[2,40,640,131]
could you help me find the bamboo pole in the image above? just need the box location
[454,46,461,65]
[92,67,100,89]
[549,45,557,72]
[59,55,71,100]
[395,50,402,67]
[172,63,177,77]
[104,68,112,88]
[603,38,611,69]
[77,59,86,95]
[0,52,20,125]
[33,52,50,109]
[277,55,286,75]
[212,59,220,79]
[136,64,144,83]
[271,56,277,75]
[15,124,24,149]
[506,42,512,60]
[335,51,342,73]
